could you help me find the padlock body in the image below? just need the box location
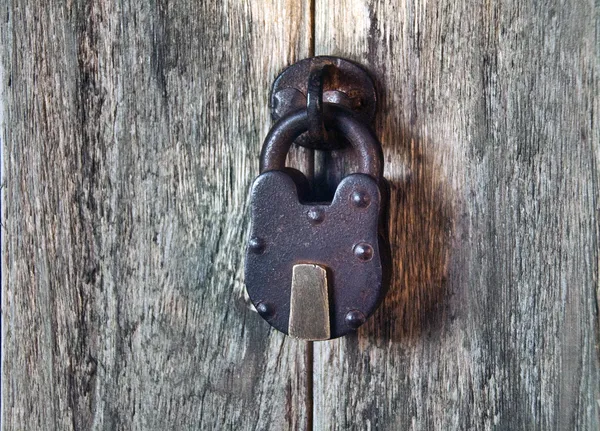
[245,170,389,339]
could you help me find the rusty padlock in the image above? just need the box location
[245,58,390,340]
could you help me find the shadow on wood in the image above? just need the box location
[358,131,454,344]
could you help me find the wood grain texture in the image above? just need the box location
[1,0,313,429]
[314,0,600,430]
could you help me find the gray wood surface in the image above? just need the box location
[314,0,600,430]
[1,1,313,429]
[2,0,599,430]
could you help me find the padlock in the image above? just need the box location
[245,101,390,340]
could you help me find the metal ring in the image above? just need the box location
[260,104,383,179]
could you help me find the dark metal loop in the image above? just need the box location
[306,64,329,146]
[260,104,383,179]
[270,56,377,150]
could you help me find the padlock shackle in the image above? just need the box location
[260,104,383,179]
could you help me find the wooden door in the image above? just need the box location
[2,1,598,429]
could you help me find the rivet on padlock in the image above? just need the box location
[245,57,390,340]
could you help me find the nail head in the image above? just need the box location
[353,242,374,261]
[345,309,366,329]
[256,301,275,319]
[351,190,371,208]
[307,207,325,224]
[248,237,266,254]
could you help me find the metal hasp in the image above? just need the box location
[245,56,390,340]
[270,56,377,150]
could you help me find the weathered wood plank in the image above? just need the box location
[1,1,312,429]
[314,0,600,429]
